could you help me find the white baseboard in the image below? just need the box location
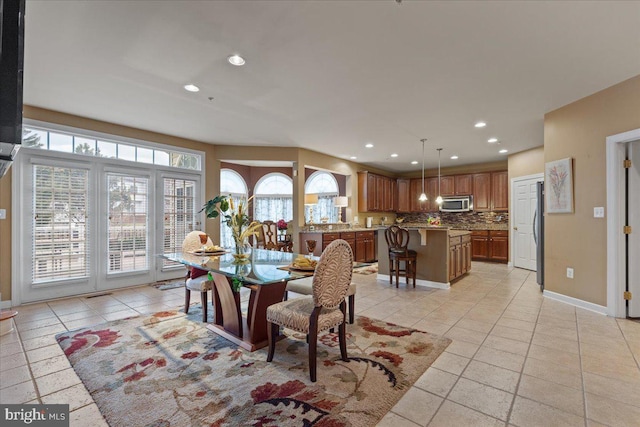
[543,290,608,315]
[507,261,513,268]
[377,274,450,289]
[0,300,13,310]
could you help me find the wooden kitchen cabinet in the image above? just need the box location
[491,171,509,211]
[470,230,508,263]
[410,178,429,212]
[455,174,473,195]
[489,230,509,262]
[358,171,396,212]
[322,232,340,251]
[449,233,471,281]
[470,230,490,260]
[396,178,411,212]
[472,173,491,211]
[440,176,455,197]
[339,231,356,256]
[355,231,376,263]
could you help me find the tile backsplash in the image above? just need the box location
[399,211,509,227]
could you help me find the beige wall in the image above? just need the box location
[544,75,640,306]
[508,146,544,181]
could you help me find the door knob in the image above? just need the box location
[513,226,518,230]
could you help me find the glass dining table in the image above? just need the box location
[162,248,313,352]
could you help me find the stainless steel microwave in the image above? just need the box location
[440,196,473,212]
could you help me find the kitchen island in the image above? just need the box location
[377,226,471,289]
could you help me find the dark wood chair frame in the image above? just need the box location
[267,301,349,382]
[385,225,417,288]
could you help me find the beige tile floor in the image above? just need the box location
[1,262,640,426]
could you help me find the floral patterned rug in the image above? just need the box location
[56,310,450,427]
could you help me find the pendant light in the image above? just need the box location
[436,148,443,205]
[418,139,428,202]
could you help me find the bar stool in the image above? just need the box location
[385,225,417,288]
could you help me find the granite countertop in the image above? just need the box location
[449,229,472,237]
[300,223,508,233]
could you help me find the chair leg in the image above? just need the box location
[283,291,289,301]
[395,260,400,288]
[184,289,191,314]
[339,321,348,361]
[388,258,393,285]
[348,294,355,324]
[339,301,348,361]
[309,309,321,382]
[200,291,208,322]
[266,322,278,362]
[412,260,417,288]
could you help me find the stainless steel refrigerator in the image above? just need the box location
[535,181,544,291]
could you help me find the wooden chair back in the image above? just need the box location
[384,225,411,254]
[261,221,278,250]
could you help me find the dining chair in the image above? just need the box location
[261,220,278,250]
[182,230,214,322]
[384,225,417,288]
[285,278,357,324]
[266,239,353,382]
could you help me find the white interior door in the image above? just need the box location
[629,141,640,317]
[512,175,543,270]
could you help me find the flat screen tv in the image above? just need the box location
[0,0,26,165]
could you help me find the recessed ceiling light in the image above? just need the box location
[227,54,246,66]
[365,143,374,148]
[475,121,487,128]
[487,138,498,143]
[499,149,508,154]
[390,153,398,158]
[411,160,418,165]
[350,156,357,160]
[450,155,459,160]
[184,84,200,92]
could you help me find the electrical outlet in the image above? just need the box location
[567,268,574,279]
[0,209,5,220]
[594,207,605,218]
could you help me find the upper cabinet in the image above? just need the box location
[397,178,411,212]
[454,174,473,195]
[472,171,508,212]
[358,171,396,212]
[371,170,507,213]
[472,173,491,211]
[491,171,508,211]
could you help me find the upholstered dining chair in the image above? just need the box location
[266,239,353,382]
[182,230,214,322]
[261,220,278,250]
[384,225,417,288]
[285,278,357,324]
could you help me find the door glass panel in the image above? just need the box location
[163,178,197,267]
[32,165,89,282]
[107,174,149,273]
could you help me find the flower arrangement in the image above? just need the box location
[276,219,288,231]
[201,194,262,256]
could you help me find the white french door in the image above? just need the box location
[628,141,640,317]
[14,152,202,304]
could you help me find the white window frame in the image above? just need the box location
[12,120,205,305]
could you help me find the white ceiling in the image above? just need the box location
[23,1,640,172]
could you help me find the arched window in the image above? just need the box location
[253,173,293,222]
[305,171,339,223]
[220,169,248,249]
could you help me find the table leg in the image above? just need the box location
[247,281,287,345]
[210,272,242,337]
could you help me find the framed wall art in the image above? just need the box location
[545,157,573,213]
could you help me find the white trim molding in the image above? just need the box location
[543,290,608,316]
[606,127,640,317]
[509,173,544,272]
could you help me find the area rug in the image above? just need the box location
[149,279,185,291]
[56,310,450,426]
[353,262,378,275]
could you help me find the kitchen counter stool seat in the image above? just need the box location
[385,225,417,288]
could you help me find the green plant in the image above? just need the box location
[207,271,243,292]
[201,195,261,251]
